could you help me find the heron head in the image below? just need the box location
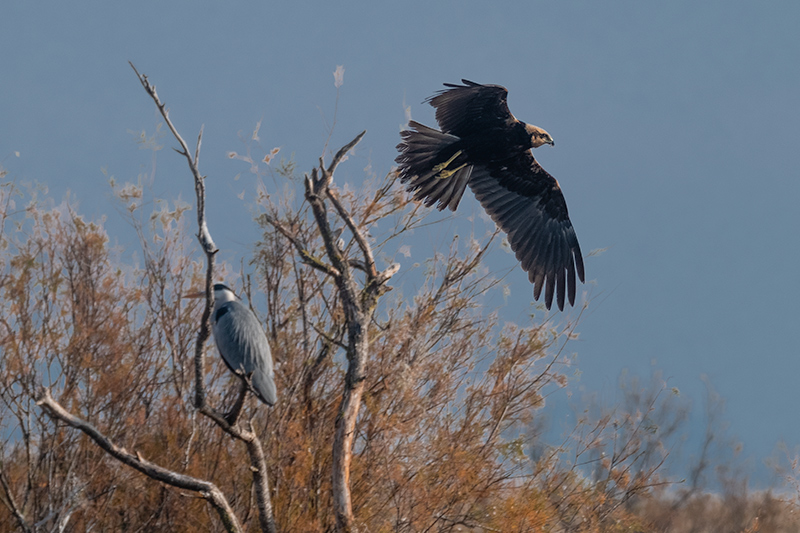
[183,283,238,304]
[525,124,555,148]
[212,283,237,302]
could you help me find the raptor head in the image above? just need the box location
[525,123,555,148]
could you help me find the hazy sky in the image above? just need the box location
[3,1,799,483]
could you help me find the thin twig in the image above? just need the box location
[0,466,31,533]
[262,213,341,278]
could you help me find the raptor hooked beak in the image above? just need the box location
[546,138,555,147]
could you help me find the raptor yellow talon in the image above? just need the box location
[437,163,467,179]
[432,150,463,173]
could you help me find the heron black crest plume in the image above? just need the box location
[395,80,585,311]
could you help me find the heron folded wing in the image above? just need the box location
[213,302,277,406]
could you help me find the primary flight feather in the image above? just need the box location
[395,80,585,311]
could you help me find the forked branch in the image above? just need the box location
[292,131,399,532]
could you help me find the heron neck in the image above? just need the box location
[213,292,237,309]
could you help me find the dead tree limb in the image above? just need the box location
[36,390,243,533]
[297,131,399,532]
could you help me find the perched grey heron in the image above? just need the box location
[186,283,277,406]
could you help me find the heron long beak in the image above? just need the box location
[183,291,206,299]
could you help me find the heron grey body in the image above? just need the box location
[211,284,277,406]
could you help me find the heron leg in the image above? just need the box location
[225,379,249,425]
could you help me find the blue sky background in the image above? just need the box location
[3,1,799,484]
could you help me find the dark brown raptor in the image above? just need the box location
[396,79,585,311]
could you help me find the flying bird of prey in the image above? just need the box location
[395,80,584,311]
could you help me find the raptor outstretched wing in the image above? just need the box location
[427,79,516,137]
[468,151,584,311]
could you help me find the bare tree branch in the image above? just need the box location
[128,61,215,255]
[326,188,376,278]
[36,390,244,533]
[321,131,366,184]
[128,62,217,410]
[244,430,276,533]
[262,213,341,278]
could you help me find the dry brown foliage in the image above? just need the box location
[2,96,798,532]
[0,157,590,531]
